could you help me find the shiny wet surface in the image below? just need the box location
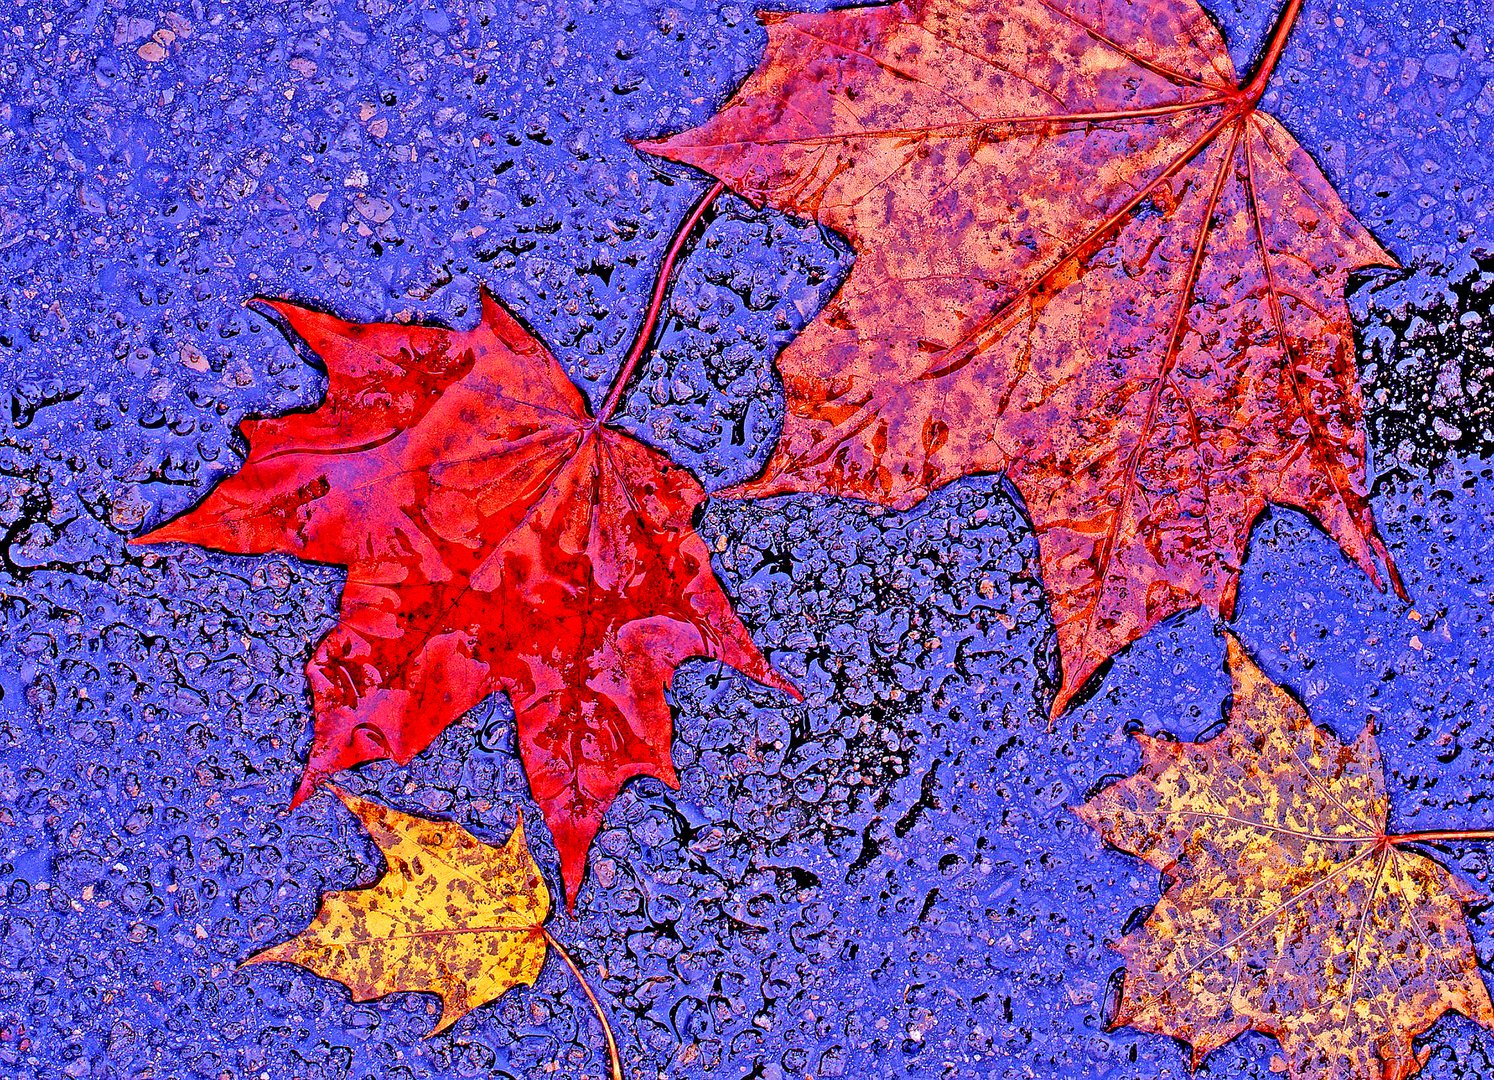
[1,0,1492,1076]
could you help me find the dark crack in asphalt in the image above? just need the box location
[1,0,1492,1077]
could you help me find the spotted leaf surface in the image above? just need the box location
[246,790,549,1034]
[1076,636,1494,1080]
[642,0,1400,710]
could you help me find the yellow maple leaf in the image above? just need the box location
[246,790,620,1077]
[1077,634,1494,1080]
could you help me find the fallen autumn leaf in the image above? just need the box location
[643,0,1401,711]
[134,192,797,907]
[247,789,623,1079]
[1077,634,1494,1080]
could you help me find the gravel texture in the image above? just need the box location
[1,0,1492,1077]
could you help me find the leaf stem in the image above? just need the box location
[1385,829,1494,846]
[1241,0,1305,104]
[544,928,623,1080]
[596,180,726,424]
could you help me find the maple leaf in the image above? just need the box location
[640,0,1401,712]
[1075,634,1494,1080]
[133,289,796,907]
[247,789,622,1077]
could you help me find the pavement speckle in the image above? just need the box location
[1,0,1492,1077]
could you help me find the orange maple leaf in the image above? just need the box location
[1077,635,1494,1080]
[642,0,1401,711]
[247,789,622,1077]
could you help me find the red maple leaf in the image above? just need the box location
[135,276,795,907]
[641,0,1401,712]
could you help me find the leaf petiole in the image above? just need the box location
[1240,0,1306,104]
[1385,829,1494,846]
[596,180,727,424]
[544,927,624,1080]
